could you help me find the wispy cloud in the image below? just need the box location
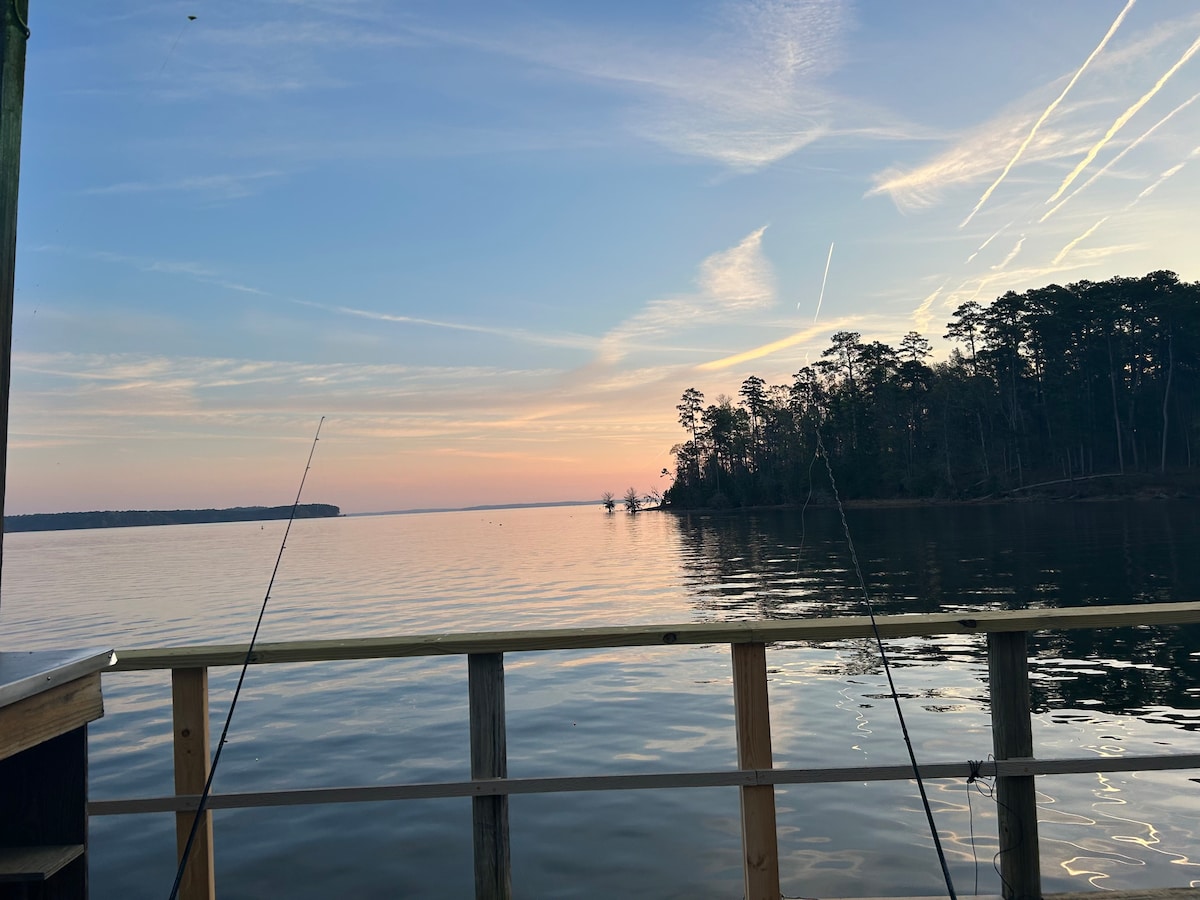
[289,298,600,352]
[73,247,278,301]
[86,250,218,278]
[697,226,775,308]
[912,282,946,334]
[598,226,775,363]
[868,98,1083,211]
[64,245,593,352]
[1047,31,1200,202]
[128,1,931,171]
[12,352,560,405]
[85,171,285,199]
[959,0,1135,227]
[430,0,920,171]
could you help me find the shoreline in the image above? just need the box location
[661,471,1199,513]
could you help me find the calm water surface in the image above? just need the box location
[2,502,1199,897]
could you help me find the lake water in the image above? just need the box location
[2,501,1199,897]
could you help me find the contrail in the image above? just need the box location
[1053,216,1109,265]
[811,241,835,323]
[698,324,830,371]
[961,0,1135,227]
[966,222,1012,263]
[992,235,1026,271]
[912,280,947,332]
[1040,90,1200,222]
[1135,161,1187,200]
[1048,32,1200,203]
[1130,146,1200,203]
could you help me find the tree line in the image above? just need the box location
[663,271,1200,508]
[5,504,342,532]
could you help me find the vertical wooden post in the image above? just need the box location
[468,653,510,900]
[172,668,215,900]
[988,631,1041,900]
[732,642,780,900]
[0,0,30,600]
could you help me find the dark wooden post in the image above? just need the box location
[0,0,30,600]
[988,631,1041,899]
[468,653,510,899]
[732,642,780,900]
[172,668,215,900]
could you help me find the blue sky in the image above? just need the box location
[8,0,1200,514]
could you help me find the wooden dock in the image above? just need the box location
[89,601,1200,900]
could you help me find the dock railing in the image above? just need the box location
[90,601,1200,900]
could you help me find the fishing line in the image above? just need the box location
[168,417,325,900]
[794,449,818,575]
[158,14,196,79]
[811,426,958,899]
[966,758,985,895]
[966,754,1021,897]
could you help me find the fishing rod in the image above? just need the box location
[811,423,958,900]
[169,417,325,900]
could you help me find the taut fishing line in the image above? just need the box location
[809,425,959,899]
[158,14,197,79]
[168,417,325,900]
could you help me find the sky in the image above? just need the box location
[8,0,1200,515]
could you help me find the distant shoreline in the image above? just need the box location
[4,504,342,533]
[348,499,601,517]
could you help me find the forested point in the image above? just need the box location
[664,271,1200,509]
[4,504,342,533]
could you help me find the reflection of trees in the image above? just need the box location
[1031,625,1200,722]
[666,503,1200,723]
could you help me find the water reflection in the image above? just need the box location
[4,504,1199,895]
[669,501,1200,727]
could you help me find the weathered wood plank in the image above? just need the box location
[0,845,84,882]
[732,643,780,900]
[108,600,1200,670]
[172,668,215,900]
[989,631,1040,899]
[87,751,1200,815]
[468,654,510,900]
[0,674,102,761]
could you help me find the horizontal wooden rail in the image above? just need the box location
[96,604,1200,899]
[88,752,1200,816]
[109,600,1200,670]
